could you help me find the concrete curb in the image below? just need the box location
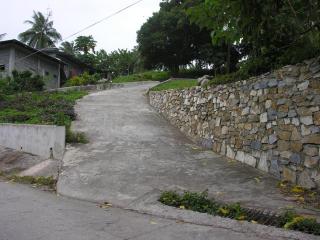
[125,190,318,240]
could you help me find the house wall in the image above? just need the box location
[14,47,60,89]
[149,57,320,190]
[0,48,10,77]
[62,59,84,79]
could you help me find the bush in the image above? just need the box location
[0,70,44,94]
[65,72,101,86]
[172,68,215,79]
[208,71,249,86]
[112,71,170,83]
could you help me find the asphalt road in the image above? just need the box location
[0,181,270,240]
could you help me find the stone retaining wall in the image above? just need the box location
[149,58,320,189]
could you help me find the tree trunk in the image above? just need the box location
[226,44,231,74]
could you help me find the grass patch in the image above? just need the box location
[0,91,87,143]
[159,191,320,236]
[112,71,170,83]
[6,175,56,190]
[150,79,197,91]
[277,180,320,209]
[66,130,89,144]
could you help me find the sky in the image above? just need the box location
[0,0,160,53]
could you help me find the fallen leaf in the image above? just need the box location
[150,221,157,225]
[179,205,185,209]
[254,177,261,183]
[296,196,305,203]
[251,220,258,224]
[291,186,304,194]
[215,191,225,196]
[99,202,113,209]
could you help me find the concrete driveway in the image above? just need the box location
[57,82,318,218]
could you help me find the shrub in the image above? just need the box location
[65,72,101,87]
[0,70,44,94]
[112,71,170,83]
[208,71,249,86]
[12,70,44,91]
[172,68,215,79]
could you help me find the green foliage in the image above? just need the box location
[74,35,97,54]
[159,191,243,217]
[172,68,214,79]
[160,191,320,235]
[208,71,249,86]
[150,79,197,91]
[0,91,87,143]
[7,175,56,189]
[65,72,100,86]
[136,0,234,73]
[18,11,62,49]
[0,70,45,94]
[94,47,144,77]
[187,0,320,75]
[113,71,170,83]
[66,129,88,144]
[279,210,320,235]
[59,41,77,55]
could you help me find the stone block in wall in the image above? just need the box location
[290,141,303,153]
[298,169,316,189]
[304,156,319,168]
[283,166,297,183]
[244,154,257,168]
[313,112,320,125]
[257,152,269,172]
[226,145,236,159]
[270,159,281,178]
[302,134,320,144]
[303,145,319,156]
[278,140,290,151]
[235,151,245,163]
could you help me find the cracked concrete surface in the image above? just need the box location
[57,83,319,220]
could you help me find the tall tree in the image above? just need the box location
[60,41,77,55]
[74,35,97,54]
[137,0,237,74]
[18,11,62,49]
[187,0,320,75]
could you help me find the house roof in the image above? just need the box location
[0,39,64,64]
[42,48,91,69]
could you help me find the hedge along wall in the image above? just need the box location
[149,58,320,189]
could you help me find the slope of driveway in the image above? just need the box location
[57,82,318,219]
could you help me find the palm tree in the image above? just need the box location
[0,33,6,40]
[18,11,62,49]
[75,35,97,54]
[59,41,77,55]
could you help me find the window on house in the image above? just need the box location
[0,65,5,72]
[53,74,57,79]
[45,71,49,76]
